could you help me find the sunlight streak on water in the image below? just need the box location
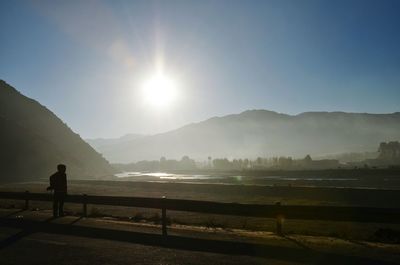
[114,172,214,180]
[115,172,358,181]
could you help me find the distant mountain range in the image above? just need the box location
[88,110,400,163]
[0,80,115,182]
[86,134,145,150]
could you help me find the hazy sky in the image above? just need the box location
[1,0,400,138]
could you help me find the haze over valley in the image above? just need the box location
[87,110,400,163]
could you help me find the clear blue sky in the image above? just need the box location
[1,0,400,138]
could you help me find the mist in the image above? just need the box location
[87,110,400,163]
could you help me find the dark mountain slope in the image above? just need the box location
[0,80,114,181]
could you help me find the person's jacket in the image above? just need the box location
[49,172,67,193]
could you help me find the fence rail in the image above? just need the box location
[1,191,400,236]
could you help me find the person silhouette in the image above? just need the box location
[46,164,68,217]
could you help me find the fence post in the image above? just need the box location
[162,196,167,236]
[275,202,284,236]
[24,191,29,210]
[83,194,87,217]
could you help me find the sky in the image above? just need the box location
[1,0,400,139]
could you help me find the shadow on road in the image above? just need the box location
[69,216,83,225]
[0,217,396,265]
[283,235,311,250]
[1,209,26,218]
[0,217,55,250]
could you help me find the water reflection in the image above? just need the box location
[115,172,215,180]
[115,172,357,181]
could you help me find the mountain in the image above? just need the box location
[0,80,115,182]
[90,110,400,163]
[86,133,145,150]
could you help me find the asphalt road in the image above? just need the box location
[0,228,285,265]
[0,209,399,265]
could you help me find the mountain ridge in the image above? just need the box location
[90,109,400,163]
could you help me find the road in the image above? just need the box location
[0,209,399,265]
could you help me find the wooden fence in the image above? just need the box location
[1,191,400,236]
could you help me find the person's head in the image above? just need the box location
[57,164,66,173]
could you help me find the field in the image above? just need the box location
[1,177,400,243]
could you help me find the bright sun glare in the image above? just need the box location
[142,72,177,109]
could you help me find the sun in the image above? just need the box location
[141,72,178,109]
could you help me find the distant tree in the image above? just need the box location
[301,155,312,168]
[379,141,400,160]
[159,156,167,170]
[180,155,196,170]
[243,158,249,168]
[278,156,293,169]
[232,159,242,170]
[213,158,233,169]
